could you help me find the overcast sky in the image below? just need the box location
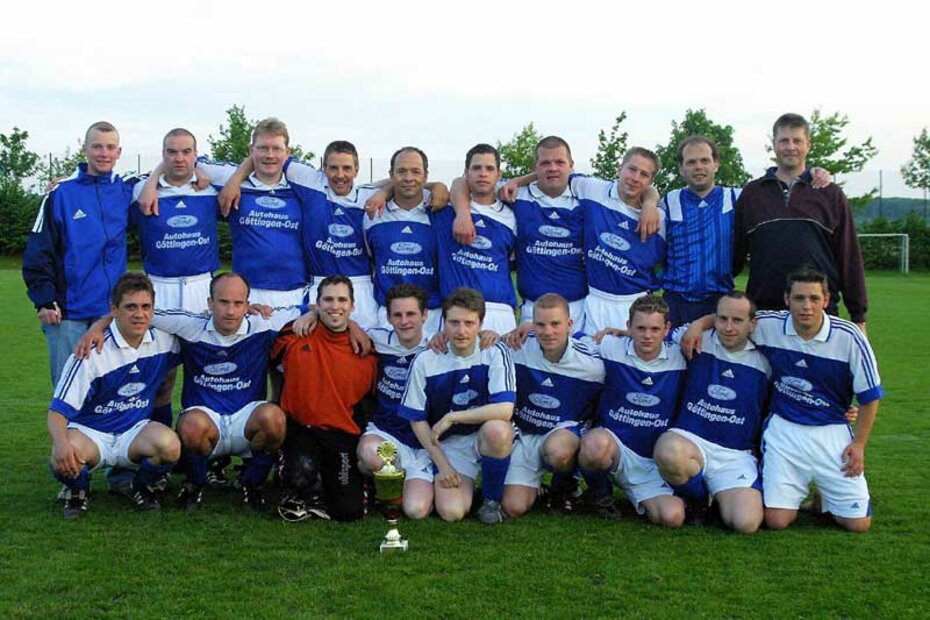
[2,0,926,195]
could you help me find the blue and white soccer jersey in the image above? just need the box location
[433,201,518,335]
[284,161,379,329]
[668,328,771,494]
[595,336,686,511]
[363,197,442,335]
[51,324,180,469]
[199,161,308,306]
[512,183,586,325]
[398,340,516,479]
[753,311,883,518]
[363,328,433,482]
[504,335,605,488]
[131,175,220,313]
[571,175,667,335]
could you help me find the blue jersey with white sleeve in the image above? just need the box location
[284,161,375,278]
[512,183,586,302]
[363,197,441,308]
[595,336,686,458]
[671,328,771,451]
[130,176,220,277]
[752,311,883,426]
[510,334,605,435]
[153,307,303,413]
[571,175,666,295]
[433,201,517,307]
[398,340,516,438]
[50,324,180,434]
[369,328,428,448]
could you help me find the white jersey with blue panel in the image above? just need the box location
[199,160,307,291]
[571,175,666,295]
[510,334,605,435]
[363,196,441,309]
[368,327,428,449]
[512,182,586,303]
[752,311,883,426]
[433,200,517,307]
[130,175,221,278]
[398,340,516,438]
[152,307,303,414]
[51,324,180,434]
[283,161,376,278]
[670,327,771,451]
[595,336,686,458]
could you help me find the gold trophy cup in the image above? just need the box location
[373,441,408,552]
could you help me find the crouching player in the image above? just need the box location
[501,293,605,518]
[579,295,687,526]
[356,284,435,519]
[48,273,181,517]
[653,292,770,533]
[399,288,516,524]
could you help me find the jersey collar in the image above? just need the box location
[207,317,250,336]
[625,338,669,361]
[247,172,290,190]
[109,322,154,349]
[528,181,572,201]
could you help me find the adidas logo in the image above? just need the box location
[129,365,140,374]
[334,207,344,215]
[619,221,630,230]
[641,377,653,386]
[851,502,860,509]
[401,226,413,234]
[216,351,228,357]
[475,219,486,228]
[459,374,470,383]
[175,200,187,209]
[73,209,87,220]
[541,378,554,387]
[722,369,734,379]
[796,359,808,368]
[396,356,408,365]
[548,211,560,220]
[737,474,746,480]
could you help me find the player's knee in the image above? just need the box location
[660,504,686,529]
[545,446,576,472]
[156,431,182,463]
[502,495,532,519]
[728,513,762,534]
[436,501,468,522]
[578,432,612,469]
[479,420,513,453]
[403,496,433,520]
[838,516,871,533]
[653,433,685,470]
[764,509,796,530]
[178,411,212,452]
[255,404,286,439]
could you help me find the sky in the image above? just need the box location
[2,0,927,196]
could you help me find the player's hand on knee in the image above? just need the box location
[52,441,81,478]
[436,466,460,489]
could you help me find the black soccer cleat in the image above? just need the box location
[62,488,89,519]
[127,482,162,512]
[241,484,266,513]
[176,482,204,512]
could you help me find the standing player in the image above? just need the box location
[48,273,181,517]
[578,295,687,526]
[434,144,518,334]
[399,288,516,524]
[653,292,770,533]
[501,293,605,519]
[356,284,435,519]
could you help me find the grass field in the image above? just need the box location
[1,264,928,618]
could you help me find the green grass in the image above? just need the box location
[2,267,929,617]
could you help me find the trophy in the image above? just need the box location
[373,441,408,552]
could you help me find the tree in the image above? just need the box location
[590,113,629,180]
[901,127,930,210]
[654,109,751,195]
[208,105,315,163]
[35,144,85,188]
[0,127,39,186]
[496,123,542,179]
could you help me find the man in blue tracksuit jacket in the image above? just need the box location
[23,121,137,386]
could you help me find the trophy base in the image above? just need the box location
[379,526,408,553]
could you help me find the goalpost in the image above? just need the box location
[858,233,910,273]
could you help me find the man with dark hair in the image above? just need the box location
[399,287,516,524]
[734,113,868,332]
[48,273,181,517]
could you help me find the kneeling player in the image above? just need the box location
[357,284,435,519]
[399,288,516,524]
[578,295,686,526]
[501,293,605,518]
[48,273,181,517]
[653,292,769,533]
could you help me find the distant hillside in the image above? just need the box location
[856,197,929,222]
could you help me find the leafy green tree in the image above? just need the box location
[208,105,314,163]
[901,127,930,208]
[654,109,750,195]
[496,123,542,179]
[35,144,85,188]
[590,113,629,180]
[0,127,40,186]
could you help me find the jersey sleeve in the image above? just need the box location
[196,158,237,186]
[152,310,208,340]
[487,343,517,403]
[398,351,430,422]
[848,329,883,404]
[49,354,93,419]
[568,173,610,200]
[22,191,61,310]
[283,159,325,190]
[268,305,307,332]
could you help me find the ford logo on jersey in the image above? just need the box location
[117,382,147,397]
[470,235,493,250]
[707,384,737,401]
[255,196,287,210]
[626,392,660,407]
[528,393,561,410]
[452,389,478,406]
[538,225,570,239]
[781,376,813,392]
[328,223,354,238]
[383,366,409,381]
[203,362,238,376]
[166,215,199,229]
[390,241,422,255]
[599,232,631,252]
